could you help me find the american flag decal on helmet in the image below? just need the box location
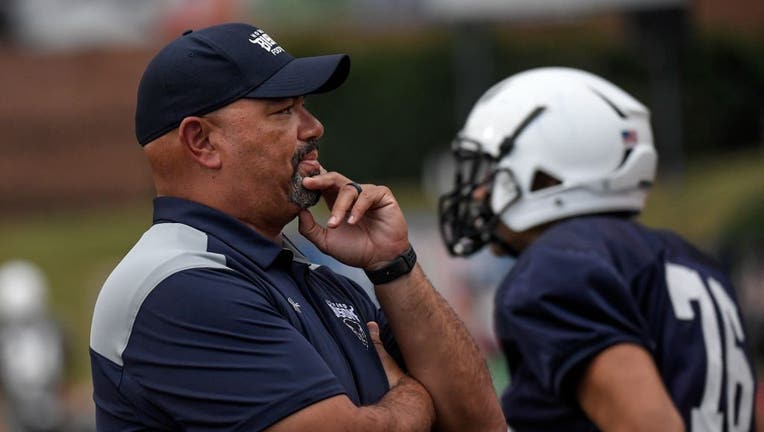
[622,130,638,148]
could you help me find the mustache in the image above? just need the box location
[291,139,320,169]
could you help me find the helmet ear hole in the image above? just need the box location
[530,170,562,192]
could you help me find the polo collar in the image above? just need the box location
[152,196,303,269]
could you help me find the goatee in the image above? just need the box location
[289,140,322,209]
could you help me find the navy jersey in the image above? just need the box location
[90,197,398,431]
[495,216,756,432]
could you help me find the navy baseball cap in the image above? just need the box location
[135,22,350,145]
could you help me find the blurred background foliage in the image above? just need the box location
[0,0,762,426]
[300,26,764,182]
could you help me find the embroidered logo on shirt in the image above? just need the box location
[325,300,368,349]
[288,297,302,314]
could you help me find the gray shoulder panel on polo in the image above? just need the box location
[90,223,228,366]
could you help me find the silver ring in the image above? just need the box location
[346,181,363,195]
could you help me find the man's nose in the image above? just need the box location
[299,107,324,141]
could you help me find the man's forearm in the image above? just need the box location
[375,265,506,432]
[266,375,434,431]
[363,375,436,431]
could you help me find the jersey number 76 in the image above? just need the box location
[666,263,754,432]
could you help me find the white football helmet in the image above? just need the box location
[0,260,48,321]
[439,67,658,256]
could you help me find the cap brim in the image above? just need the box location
[246,54,350,98]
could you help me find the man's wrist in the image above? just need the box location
[364,246,417,285]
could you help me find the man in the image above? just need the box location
[438,67,756,431]
[89,22,505,431]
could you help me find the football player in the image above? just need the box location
[439,67,756,431]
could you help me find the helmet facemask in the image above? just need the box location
[438,138,520,257]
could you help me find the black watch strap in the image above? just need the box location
[364,245,417,285]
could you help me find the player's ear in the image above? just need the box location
[178,116,221,169]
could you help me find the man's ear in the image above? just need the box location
[178,116,222,169]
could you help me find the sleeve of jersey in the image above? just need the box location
[122,267,346,431]
[497,245,652,400]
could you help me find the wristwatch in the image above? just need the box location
[364,245,417,285]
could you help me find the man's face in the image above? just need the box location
[207,96,325,224]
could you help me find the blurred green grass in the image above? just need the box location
[0,149,761,387]
[0,204,152,383]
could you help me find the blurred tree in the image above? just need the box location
[626,6,690,179]
[0,0,8,40]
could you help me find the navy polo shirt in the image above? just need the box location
[90,197,397,431]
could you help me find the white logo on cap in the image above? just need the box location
[248,30,284,55]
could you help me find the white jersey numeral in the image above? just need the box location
[666,263,754,432]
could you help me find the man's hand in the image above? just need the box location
[368,321,404,388]
[301,171,506,432]
[298,171,409,269]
